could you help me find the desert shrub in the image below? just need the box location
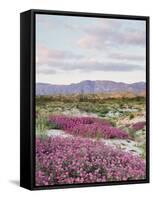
[109,119,117,127]
[36,114,47,136]
[132,122,146,131]
[36,113,52,136]
[125,128,136,140]
[129,113,135,119]
[98,107,109,117]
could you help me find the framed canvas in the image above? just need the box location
[20,9,150,190]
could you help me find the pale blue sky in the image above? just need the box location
[36,14,146,84]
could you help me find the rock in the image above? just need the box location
[47,129,72,138]
[101,138,143,156]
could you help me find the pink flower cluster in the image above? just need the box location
[35,137,146,186]
[48,115,128,139]
[132,121,146,131]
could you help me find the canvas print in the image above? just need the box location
[35,14,146,186]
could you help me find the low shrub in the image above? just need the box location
[132,122,145,131]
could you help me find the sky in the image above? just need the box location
[36,14,146,85]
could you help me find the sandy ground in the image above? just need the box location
[47,129,72,138]
[47,129,143,156]
[62,108,98,117]
[101,138,142,156]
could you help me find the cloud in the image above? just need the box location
[37,58,144,75]
[36,65,57,75]
[109,53,145,61]
[36,43,144,75]
[36,45,83,66]
[78,35,102,49]
[85,61,143,72]
[36,19,145,76]
[60,60,143,72]
[114,30,145,46]
[77,20,146,50]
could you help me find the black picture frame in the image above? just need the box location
[20,9,150,190]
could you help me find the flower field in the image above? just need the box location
[36,137,145,186]
[35,94,146,186]
[48,115,129,139]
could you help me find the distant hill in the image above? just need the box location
[36,80,146,95]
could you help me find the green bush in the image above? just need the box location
[129,113,135,119]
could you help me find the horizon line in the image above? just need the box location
[36,79,146,86]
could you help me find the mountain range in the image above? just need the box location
[36,80,146,95]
